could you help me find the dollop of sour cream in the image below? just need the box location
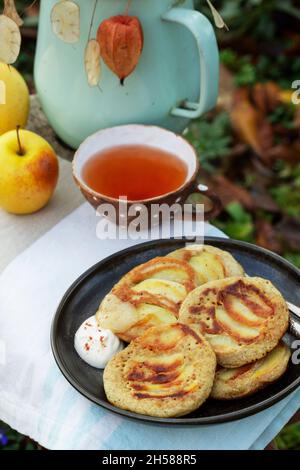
[74,316,123,368]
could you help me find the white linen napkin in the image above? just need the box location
[0,203,299,450]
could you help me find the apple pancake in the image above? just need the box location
[168,245,244,285]
[212,342,290,400]
[96,257,197,342]
[179,276,289,368]
[104,323,216,418]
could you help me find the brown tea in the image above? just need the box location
[82,145,188,201]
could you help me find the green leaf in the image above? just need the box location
[275,422,300,450]
[213,219,254,242]
[270,184,300,217]
[268,104,295,129]
[284,252,300,269]
[225,221,254,241]
[220,49,237,68]
[225,202,252,223]
[185,112,232,174]
[235,62,257,86]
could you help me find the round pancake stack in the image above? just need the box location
[104,323,216,418]
[212,342,291,400]
[179,276,289,368]
[96,246,244,342]
[96,257,197,342]
[168,244,244,285]
[100,246,291,417]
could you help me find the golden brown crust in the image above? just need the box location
[96,257,197,342]
[168,245,244,285]
[104,323,216,417]
[116,256,198,295]
[179,276,289,368]
[211,342,291,400]
[97,247,244,343]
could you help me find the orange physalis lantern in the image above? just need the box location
[97,15,143,85]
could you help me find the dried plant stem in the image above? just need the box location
[16,126,24,156]
[3,0,23,27]
[125,0,132,16]
[88,0,99,40]
[20,0,38,16]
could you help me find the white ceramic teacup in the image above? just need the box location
[73,125,221,225]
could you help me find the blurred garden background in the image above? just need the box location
[1,0,300,450]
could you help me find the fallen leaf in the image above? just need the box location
[230,88,265,157]
[251,157,275,178]
[251,188,279,213]
[272,124,298,139]
[294,105,300,129]
[257,120,274,158]
[267,143,300,164]
[256,220,282,253]
[218,64,235,111]
[210,174,255,210]
[252,82,281,114]
[276,217,300,251]
[279,89,294,105]
[252,83,268,115]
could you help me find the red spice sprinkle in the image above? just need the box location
[89,336,93,340]
[86,322,92,327]
[99,336,107,347]
[84,343,90,351]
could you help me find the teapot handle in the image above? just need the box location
[161,8,219,119]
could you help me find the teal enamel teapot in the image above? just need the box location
[34,0,219,149]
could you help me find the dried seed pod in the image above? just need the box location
[206,0,228,30]
[84,39,101,87]
[51,0,80,44]
[3,0,23,27]
[97,15,143,85]
[0,14,21,64]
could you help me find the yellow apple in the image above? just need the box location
[0,62,30,135]
[0,129,59,214]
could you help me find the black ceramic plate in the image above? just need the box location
[51,237,300,425]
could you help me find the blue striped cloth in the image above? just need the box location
[0,204,299,450]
